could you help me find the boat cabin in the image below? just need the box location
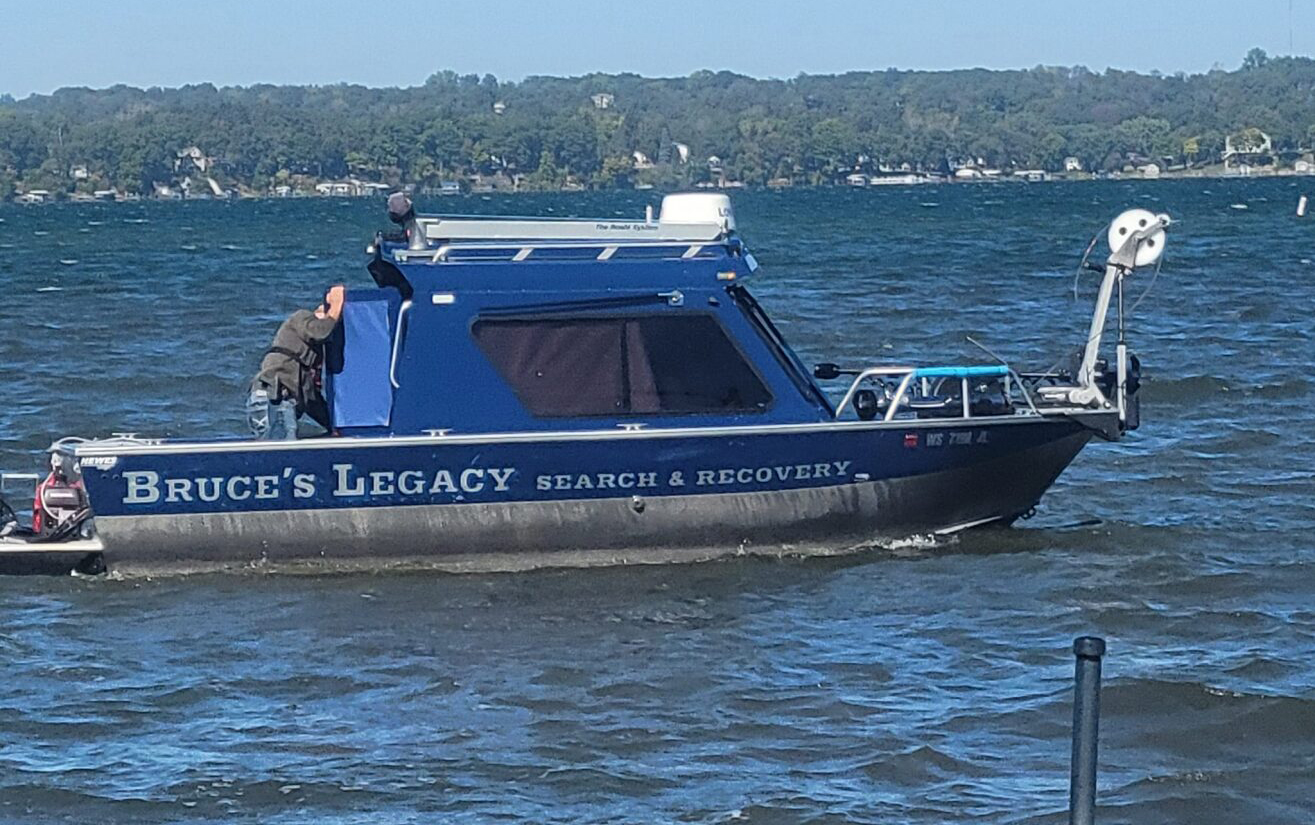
[325,194,833,436]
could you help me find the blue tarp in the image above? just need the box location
[326,291,400,428]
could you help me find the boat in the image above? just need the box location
[0,193,1170,575]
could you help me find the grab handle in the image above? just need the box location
[389,300,412,389]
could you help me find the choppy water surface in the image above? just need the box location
[1,180,1312,823]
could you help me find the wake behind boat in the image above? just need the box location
[0,194,1170,574]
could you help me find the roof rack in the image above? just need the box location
[413,193,737,245]
[414,214,727,244]
[391,239,729,264]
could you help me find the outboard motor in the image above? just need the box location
[33,450,89,539]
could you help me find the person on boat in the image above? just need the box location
[246,285,345,439]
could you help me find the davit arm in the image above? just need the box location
[1039,209,1170,418]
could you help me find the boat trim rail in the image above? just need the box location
[1,472,40,494]
[70,408,1104,458]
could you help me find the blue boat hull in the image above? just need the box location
[73,415,1099,572]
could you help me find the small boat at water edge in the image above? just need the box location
[0,194,1171,575]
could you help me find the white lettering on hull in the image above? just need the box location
[119,458,863,507]
[532,462,853,493]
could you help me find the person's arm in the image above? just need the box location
[323,284,345,321]
[301,285,346,342]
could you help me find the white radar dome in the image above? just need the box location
[1107,208,1169,267]
[659,193,736,231]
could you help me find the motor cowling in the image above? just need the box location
[33,452,88,537]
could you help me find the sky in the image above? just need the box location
[2,0,1313,98]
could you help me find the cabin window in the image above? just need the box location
[473,314,772,417]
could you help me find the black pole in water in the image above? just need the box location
[1069,636,1106,825]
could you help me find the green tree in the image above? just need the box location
[594,154,632,188]
[809,118,858,174]
[5,57,1315,193]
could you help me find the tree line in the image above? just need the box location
[1,48,1313,196]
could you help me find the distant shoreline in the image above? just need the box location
[7,57,1315,205]
[8,167,1315,206]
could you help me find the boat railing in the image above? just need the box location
[413,213,730,245]
[1,472,40,495]
[833,364,1017,421]
[389,239,726,264]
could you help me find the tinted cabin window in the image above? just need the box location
[473,315,772,417]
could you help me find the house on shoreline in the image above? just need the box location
[314,180,390,198]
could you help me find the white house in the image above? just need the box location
[1138,163,1162,179]
[316,181,354,197]
[175,146,212,173]
[591,93,614,110]
[1064,156,1083,172]
[1294,158,1314,174]
[1222,129,1273,170]
[492,101,507,115]
[632,151,654,170]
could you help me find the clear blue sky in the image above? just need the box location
[2,0,1312,98]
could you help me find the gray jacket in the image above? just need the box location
[252,310,339,426]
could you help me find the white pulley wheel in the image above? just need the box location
[1107,208,1167,267]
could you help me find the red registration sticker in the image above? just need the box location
[903,433,919,448]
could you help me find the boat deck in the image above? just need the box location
[0,536,104,555]
[0,536,104,574]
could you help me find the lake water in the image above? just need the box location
[0,180,1312,823]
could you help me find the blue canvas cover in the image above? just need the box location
[325,289,401,428]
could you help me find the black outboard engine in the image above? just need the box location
[33,450,90,540]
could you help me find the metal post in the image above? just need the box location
[1069,636,1105,825]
